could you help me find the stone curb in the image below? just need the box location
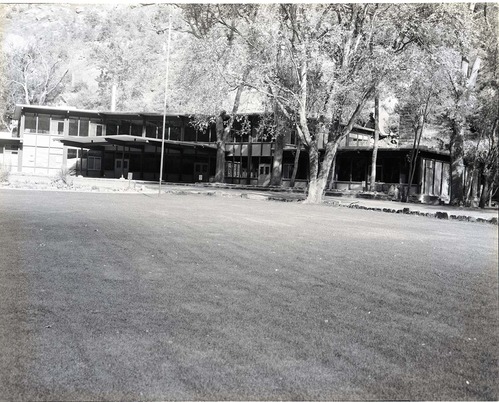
[341,203,498,225]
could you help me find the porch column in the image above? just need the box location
[18,115,25,172]
[247,136,252,185]
[101,149,105,177]
[121,146,125,178]
[179,148,184,181]
[140,146,144,180]
[180,118,185,141]
[328,155,337,190]
[79,147,83,176]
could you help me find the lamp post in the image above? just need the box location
[159,13,172,196]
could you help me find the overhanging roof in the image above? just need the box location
[57,135,217,151]
[13,105,101,120]
[13,105,193,121]
[0,134,22,146]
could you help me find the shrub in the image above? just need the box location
[0,163,10,183]
[57,166,76,186]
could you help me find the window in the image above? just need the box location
[119,123,130,135]
[116,159,128,170]
[67,149,78,159]
[79,120,89,137]
[225,161,241,177]
[131,124,142,136]
[58,122,65,133]
[87,156,101,171]
[69,119,79,136]
[38,116,50,133]
[24,114,37,132]
[96,125,103,136]
[283,164,294,179]
[146,126,157,138]
[106,124,118,135]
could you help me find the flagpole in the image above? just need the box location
[159,13,172,196]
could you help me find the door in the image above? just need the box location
[258,163,271,186]
[194,163,209,182]
[115,158,129,178]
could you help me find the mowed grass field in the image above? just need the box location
[0,189,497,400]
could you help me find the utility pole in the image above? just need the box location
[159,13,172,196]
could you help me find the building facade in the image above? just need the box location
[3,104,451,202]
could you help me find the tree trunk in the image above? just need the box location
[270,104,285,187]
[327,152,337,190]
[450,123,465,205]
[369,93,380,191]
[271,133,284,186]
[290,142,301,188]
[478,178,490,209]
[305,140,339,203]
[214,140,226,183]
[465,167,478,206]
[304,141,321,203]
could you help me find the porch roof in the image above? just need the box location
[57,135,217,151]
[0,132,22,146]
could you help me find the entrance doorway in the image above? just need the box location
[258,163,271,186]
[115,158,129,178]
[194,163,209,182]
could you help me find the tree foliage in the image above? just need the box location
[1,3,497,206]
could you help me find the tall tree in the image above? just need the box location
[253,4,394,203]
[2,5,74,110]
[178,4,261,182]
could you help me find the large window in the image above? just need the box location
[131,123,142,136]
[69,119,79,136]
[38,116,50,133]
[225,161,241,177]
[119,123,131,135]
[87,156,101,171]
[79,119,89,137]
[283,164,294,179]
[106,124,118,135]
[67,149,79,159]
[24,114,37,132]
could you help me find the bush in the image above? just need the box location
[57,166,76,186]
[0,163,10,183]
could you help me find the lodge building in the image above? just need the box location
[1,104,451,202]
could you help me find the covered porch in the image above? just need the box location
[58,135,218,182]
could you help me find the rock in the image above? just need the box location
[489,217,498,225]
[435,211,449,219]
[403,208,410,214]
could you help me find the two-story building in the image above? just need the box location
[4,104,451,202]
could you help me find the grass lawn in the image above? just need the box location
[0,189,497,400]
